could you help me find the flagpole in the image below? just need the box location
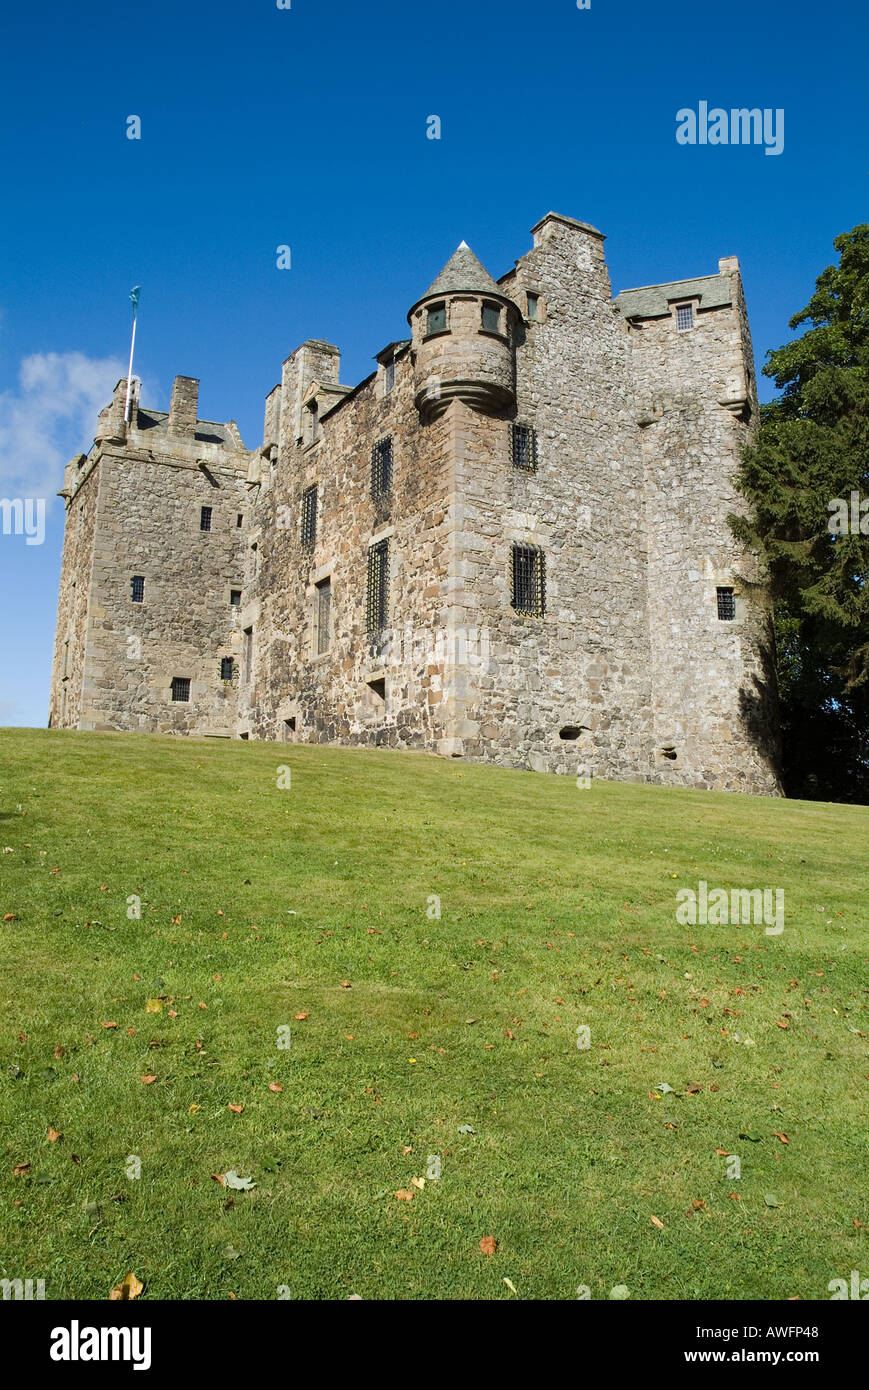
[124,287,141,423]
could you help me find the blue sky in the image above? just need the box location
[1,0,866,727]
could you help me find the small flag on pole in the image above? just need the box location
[124,287,142,423]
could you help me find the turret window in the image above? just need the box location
[481,302,501,333]
[512,423,538,471]
[426,303,447,335]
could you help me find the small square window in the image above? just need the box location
[220,657,234,681]
[230,589,242,607]
[716,586,736,621]
[171,677,190,702]
[131,575,145,603]
[481,302,501,333]
[426,303,446,335]
[676,304,694,331]
[200,506,212,531]
[512,423,537,471]
[527,293,539,321]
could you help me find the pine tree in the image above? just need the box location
[733,226,869,802]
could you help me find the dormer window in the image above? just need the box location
[676,303,694,331]
[426,303,447,335]
[481,302,501,333]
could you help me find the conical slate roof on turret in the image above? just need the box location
[419,240,503,300]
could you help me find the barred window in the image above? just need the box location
[371,437,393,500]
[220,657,234,681]
[426,303,446,335]
[511,544,546,616]
[171,677,190,702]
[676,304,694,331]
[200,506,212,532]
[301,484,318,548]
[481,301,501,333]
[131,575,144,603]
[366,539,389,632]
[316,577,331,655]
[512,423,537,471]
[716,586,736,621]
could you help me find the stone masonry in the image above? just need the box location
[49,212,782,794]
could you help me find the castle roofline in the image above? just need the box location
[407,241,514,319]
[616,272,734,320]
[131,407,246,450]
[530,211,605,240]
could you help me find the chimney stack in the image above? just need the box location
[168,376,199,436]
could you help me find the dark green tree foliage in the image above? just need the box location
[733,226,869,802]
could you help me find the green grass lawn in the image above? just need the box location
[0,727,866,1301]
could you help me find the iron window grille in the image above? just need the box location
[220,657,234,680]
[316,577,331,655]
[301,484,318,548]
[171,677,190,702]
[371,437,393,500]
[512,423,538,471]
[676,304,694,331]
[511,543,546,617]
[716,586,736,621]
[366,539,389,632]
[131,575,144,603]
[200,506,212,532]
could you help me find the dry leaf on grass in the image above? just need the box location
[140,1074,157,1085]
[479,1236,498,1256]
[109,1272,144,1301]
[268,1083,283,1093]
[394,1189,414,1202]
[13,1162,30,1176]
[47,1128,62,1143]
[227,1103,244,1114]
[650,1215,665,1230]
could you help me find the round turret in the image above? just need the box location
[408,242,517,422]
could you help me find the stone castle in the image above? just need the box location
[49,212,781,794]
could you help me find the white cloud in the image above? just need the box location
[0,350,127,504]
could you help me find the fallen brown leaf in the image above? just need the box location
[479,1236,498,1256]
[650,1215,665,1230]
[227,1103,244,1114]
[394,1189,414,1202]
[268,1082,283,1093]
[47,1127,61,1143]
[13,1162,30,1176]
[109,1272,144,1301]
[140,1074,157,1085]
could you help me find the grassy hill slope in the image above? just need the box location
[0,728,866,1300]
